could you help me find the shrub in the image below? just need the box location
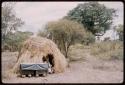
[82,32,95,45]
[2,31,33,52]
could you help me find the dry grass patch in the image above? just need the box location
[90,41,123,60]
[68,43,87,61]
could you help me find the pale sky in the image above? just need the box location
[9,2,124,39]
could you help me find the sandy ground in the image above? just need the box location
[2,50,123,83]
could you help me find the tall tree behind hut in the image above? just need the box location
[65,2,117,37]
[41,19,86,58]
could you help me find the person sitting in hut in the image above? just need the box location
[43,56,53,74]
[48,62,52,74]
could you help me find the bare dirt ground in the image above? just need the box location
[2,48,123,83]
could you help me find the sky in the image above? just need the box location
[10,1,124,40]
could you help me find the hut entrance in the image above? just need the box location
[46,54,54,67]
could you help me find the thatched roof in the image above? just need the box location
[13,37,67,73]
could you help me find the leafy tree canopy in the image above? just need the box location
[65,2,117,36]
[45,19,86,58]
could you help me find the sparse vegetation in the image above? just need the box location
[68,43,86,61]
[2,31,33,52]
[90,41,123,60]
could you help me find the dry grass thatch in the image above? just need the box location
[12,37,67,74]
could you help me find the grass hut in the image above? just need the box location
[12,37,67,74]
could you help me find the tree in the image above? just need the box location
[2,2,24,41]
[65,2,117,36]
[115,24,123,41]
[37,29,48,38]
[45,19,86,58]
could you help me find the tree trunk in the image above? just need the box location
[65,48,69,58]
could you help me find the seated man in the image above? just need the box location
[43,56,54,74]
[48,62,54,74]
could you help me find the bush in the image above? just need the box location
[82,32,95,45]
[90,41,123,60]
[2,31,33,52]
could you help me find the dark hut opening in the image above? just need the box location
[46,54,54,67]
